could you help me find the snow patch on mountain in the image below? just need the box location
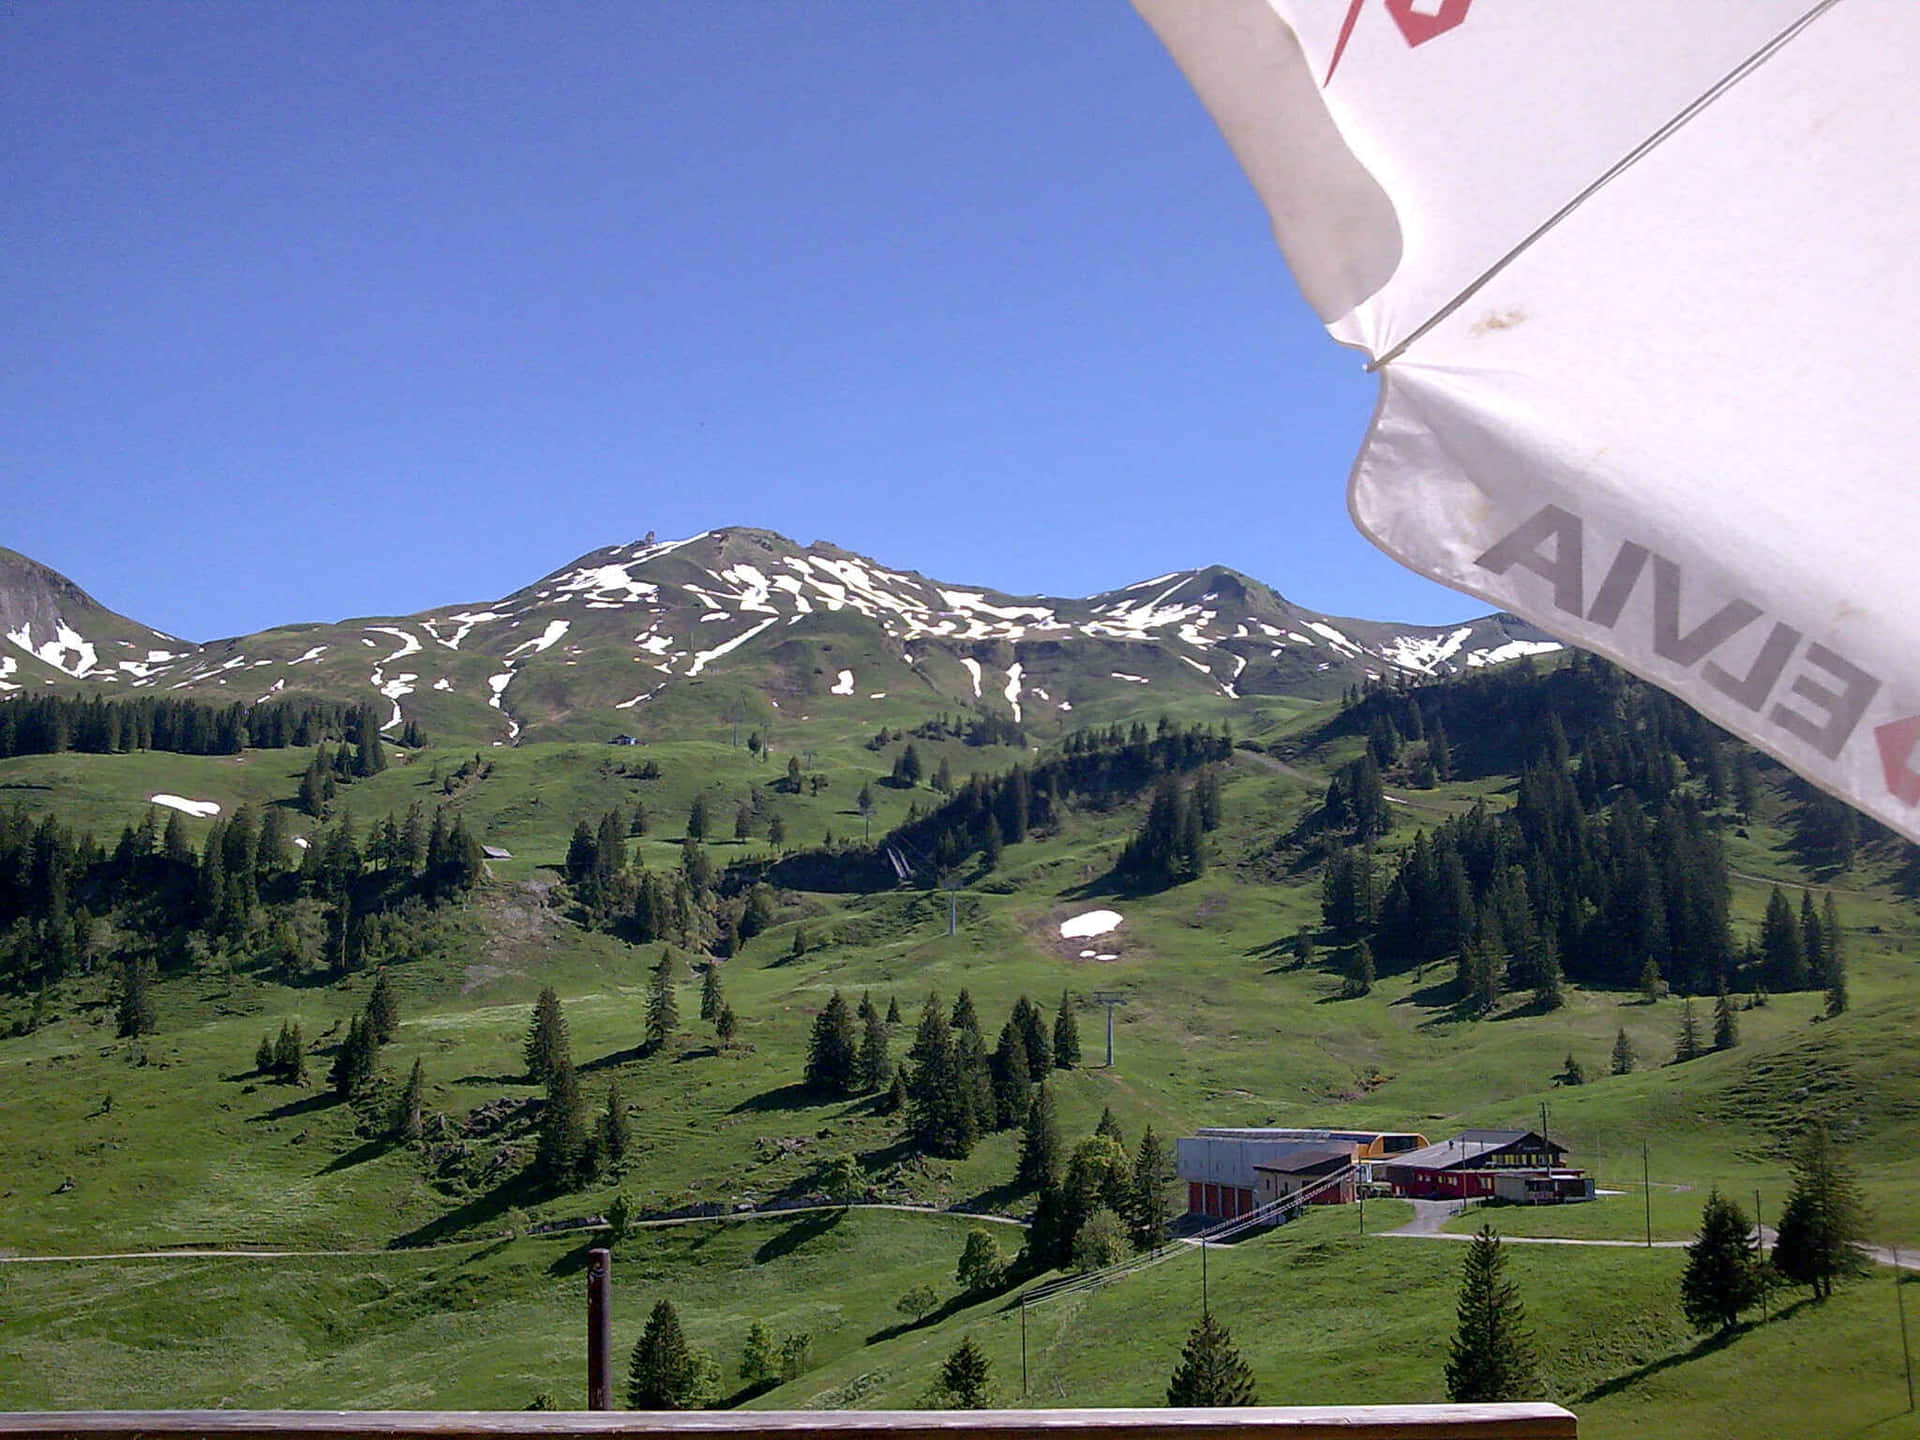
[1378,626,1476,674]
[554,563,661,605]
[1003,662,1024,722]
[7,620,99,678]
[1306,622,1363,655]
[830,669,855,695]
[367,626,423,662]
[1112,672,1150,684]
[0,655,17,692]
[507,620,571,659]
[429,612,506,650]
[289,646,327,665]
[151,794,220,818]
[960,657,983,698]
[1467,639,1563,667]
[687,617,777,676]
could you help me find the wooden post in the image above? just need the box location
[587,1248,612,1410]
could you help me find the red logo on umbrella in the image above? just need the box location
[1876,715,1920,807]
[1326,0,1475,85]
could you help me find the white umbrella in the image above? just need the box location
[1136,0,1919,837]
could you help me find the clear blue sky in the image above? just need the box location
[3,0,1485,643]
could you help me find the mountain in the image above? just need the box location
[0,547,198,696]
[0,528,1559,742]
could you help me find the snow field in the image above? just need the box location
[1060,909,1123,939]
[150,795,221,818]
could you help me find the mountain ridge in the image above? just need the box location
[0,528,1561,741]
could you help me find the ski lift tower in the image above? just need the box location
[1089,991,1129,1069]
[941,871,964,938]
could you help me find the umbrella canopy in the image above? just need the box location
[1136,0,1919,838]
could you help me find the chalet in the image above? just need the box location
[1176,1127,1428,1219]
[1492,1169,1597,1205]
[1374,1129,1572,1201]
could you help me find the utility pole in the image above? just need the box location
[1755,1188,1767,1323]
[586,1248,612,1410]
[1090,991,1129,1068]
[1200,1237,1209,1317]
[1642,1139,1653,1249]
[1898,1246,1915,1414]
[1020,1298,1029,1397]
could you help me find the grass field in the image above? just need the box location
[4,679,1919,1433]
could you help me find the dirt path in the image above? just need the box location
[1236,748,1455,816]
[1375,1209,1920,1270]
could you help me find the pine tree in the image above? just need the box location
[699,964,723,1022]
[1712,983,1739,1051]
[905,994,976,1158]
[1773,1122,1870,1300]
[932,1335,991,1409]
[1673,998,1703,1064]
[805,990,859,1096]
[645,962,679,1052]
[714,1004,739,1049]
[1129,1126,1174,1250]
[1095,1104,1125,1149]
[1639,956,1664,1003]
[990,1021,1031,1129]
[1165,1311,1258,1406]
[116,959,156,1038]
[255,1033,277,1074]
[1344,939,1376,998]
[1444,1227,1539,1402]
[565,821,598,885]
[600,1080,633,1171]
[1610,1028,1636,1076]
[534,1058,592,1191]
[627,1298,703,1409]
[1681,1188,1763,1333]
[328,1014,375,1097]
[1559,1052,1585,1086]
[524,986,570,1085]
[856,1004,894,1093]
[364,968,399,1045]
[885,994,901,1026]
[390,1058,425,1143]
[1052,990,1080,1069]
[1010,994,1052,1075]
[1017,1084,1063,1190]
[955,1229,1004,1294]
[685,793,709,841]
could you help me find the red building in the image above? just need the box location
[1374,1129,1572,1200]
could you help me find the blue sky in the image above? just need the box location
[4,1,1483,642]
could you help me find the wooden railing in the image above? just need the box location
[0,1406,1576,1440]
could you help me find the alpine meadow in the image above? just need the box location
[2,529,1919,1438]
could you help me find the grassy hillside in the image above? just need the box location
[3,660,1918,1431]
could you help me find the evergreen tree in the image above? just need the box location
[885,994,902,1025]
[534,1058,593,1191]
[565,821,598,885]
[699,964,723,1022]
[524,986,570,1085]
[948,989,995,1136]
[1344,939,1376,998]
[390,1058,425,1143]
[627,1298,703,1410]
[879,1068,908,1115]
[904,994,976,1158]
[328,1014,376,1097]
[1681,1188,1764,1333]
[1639,956,1664,1003]
[364,968,399,1045]
[255,1032,277,1075]
[990,1020,1032,1129]
[1052,989,1080,1069]
[1129,1126,1174,1250]
[273,1020,306,1083]
[1712,983,1739,1051]
[646,952,679,1052]
[1095,1104,1125,1150]
[1773,1122,1870,1300]
[1017,1084,1063,1190]
[1760,886,1808,991]
[116,959,156,1038]
[856,1004,894,1093]
[714,1004,739,1049]
[1673,998,1703,1064]
[685,793,708,842]
[805,990,859,1096]
[932,1336,991,1409]
[600,1080,633,1171]
[1444,1227,1539,1402]
[1532,941,1565,1012]
[1165,1311,1258,1406]
[1010,994,1051,1075]
[1610,1028,1636,1076]
[1558,1052,1585,1086]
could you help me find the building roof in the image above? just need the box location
[1378,1130,1564,1173]
[1252,1145,1353,1175]
[481,845,513,860]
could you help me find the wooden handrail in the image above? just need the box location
[0,1407,1576,1440]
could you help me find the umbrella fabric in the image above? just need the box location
[1137,0,1920,840]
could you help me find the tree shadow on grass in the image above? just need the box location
[865,1285,998,1345]
[389,1170,542,1249]
[319,1137,388,1174]
[246,1090,339,1124]
[729,1081,822,1115]
[1577,1326,1750,1402]
[579,1046,649,1075]
[753,1208,843,1264]
[452,1072,528,1087]
[954,1179,1026,1215]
